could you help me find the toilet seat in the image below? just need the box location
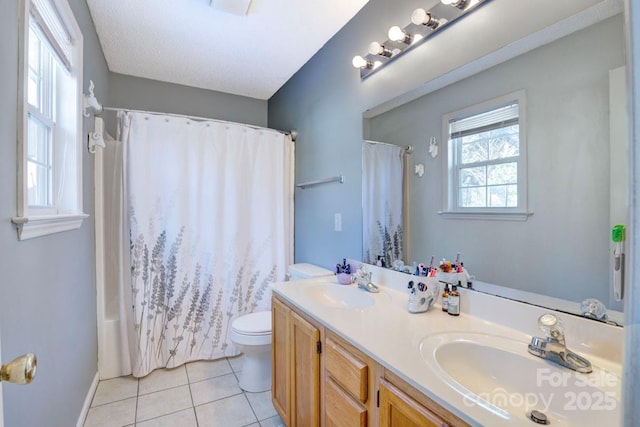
[232,311,271,336]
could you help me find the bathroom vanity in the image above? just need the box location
[271,266,623,427]
[272,294,467,427]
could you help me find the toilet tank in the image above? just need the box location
[287,263,334,281]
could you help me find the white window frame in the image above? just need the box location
[13,0,87,240]
[440,90,532,221]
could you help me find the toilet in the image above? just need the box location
[229,263,334,392]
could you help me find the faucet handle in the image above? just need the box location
[580,298,607,320]
[355,265,367,278]
[538,314,565,340]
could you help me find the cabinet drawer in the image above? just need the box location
[325,376,367,427]
[325,337,368,403]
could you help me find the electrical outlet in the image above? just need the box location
[334,213,342,232]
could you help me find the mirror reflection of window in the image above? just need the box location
[443,90,527,214]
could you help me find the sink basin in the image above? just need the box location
[303,284,378,309]
[419,332,621,426]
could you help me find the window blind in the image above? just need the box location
[30,0,73,71]
[450,102,519,139]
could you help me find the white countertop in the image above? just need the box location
[272,272,623,427]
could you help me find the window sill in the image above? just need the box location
[12,213,89,240]
[437,210,533,221]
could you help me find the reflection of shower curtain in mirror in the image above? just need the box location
[115,111,294,377]
[362,141,404,267]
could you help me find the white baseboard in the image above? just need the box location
[76,372,99,427]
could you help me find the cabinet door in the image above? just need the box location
[291,311,321,427]
[379,379,448,427]
[272,298,291,425]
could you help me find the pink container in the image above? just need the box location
[336,273,353,285]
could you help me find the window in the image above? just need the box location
[441,91,530,220]
[13,0,87,239]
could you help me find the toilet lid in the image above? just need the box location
[232,311,271,335]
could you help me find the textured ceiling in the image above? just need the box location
[86,0,369,100]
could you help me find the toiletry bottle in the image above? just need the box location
[441,285,449,312]
[448,285,460,316]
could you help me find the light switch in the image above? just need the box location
[334,213,342,232]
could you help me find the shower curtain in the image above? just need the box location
[114,111,294,377]
[362,141,405,267]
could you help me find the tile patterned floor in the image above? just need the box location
[84,355,284,427]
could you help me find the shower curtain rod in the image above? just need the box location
[364,139,414,154]
[100,107,297,140]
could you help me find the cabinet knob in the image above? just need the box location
[1,353,37,385]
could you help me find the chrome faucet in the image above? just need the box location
[528,314,592,373]
[354,266,380,293]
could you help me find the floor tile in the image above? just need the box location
[260,415,285,427]
[246,390,277,421]
[186,358,232,383]
[91,376,138,407]
[228,354,244,372]
[195,394,257,427]
[87,356,279,427]
[139,365,188,395]
[84,397,136,427]
[136,385,193,422]
[136,408,198,427]
[190,372,243,406]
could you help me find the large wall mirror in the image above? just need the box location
[362,12,627,319]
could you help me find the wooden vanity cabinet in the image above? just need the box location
[290,310,321,426]
[379,379,446,427]
[379,369,470,427]
[323,331,377,427]
[272,297,290,422]
[273,294,470,427]
[272,296,322,427]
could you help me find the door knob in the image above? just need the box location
[1,353,37,385]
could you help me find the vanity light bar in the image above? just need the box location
[352,0,489,79]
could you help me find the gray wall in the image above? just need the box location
[268,0,611,270]
[0,0,109,426]
[624,1,640,424]
[367,15,624,306]
[109,73,268,128]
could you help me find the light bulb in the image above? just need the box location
[352,55,369,69]
[388,26,410,43]
[368,42,383,55]
[368,41,392,57]
[411,8,440,29]
[441,0,468,8]
[411,8,428,25]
